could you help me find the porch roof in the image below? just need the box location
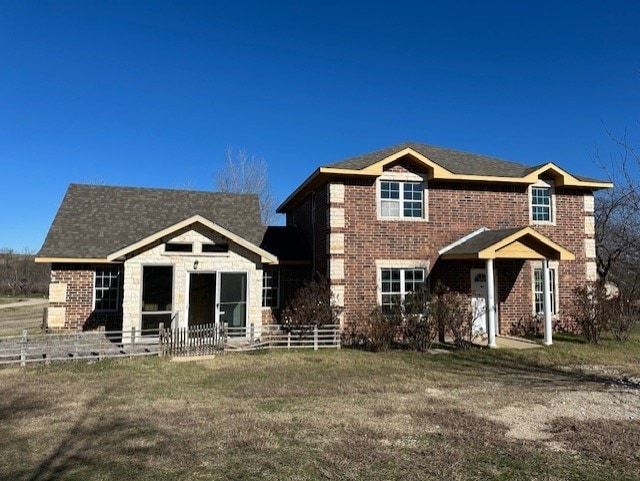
[438,227,575,261]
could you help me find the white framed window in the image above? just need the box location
[262,269,280,308]
[94,268,120,312]
[530,180,555,224]
[380,181,424,219]
[533,266,558,315]
[380,267,426,310]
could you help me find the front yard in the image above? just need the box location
[1,332,639,480]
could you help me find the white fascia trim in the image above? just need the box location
[438,227,489,256]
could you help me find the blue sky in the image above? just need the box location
[1,1,639,252]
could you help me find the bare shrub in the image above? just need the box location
[571,282,609,344]
[432,284,474,349]
[281,276,342,328]
[342,305,400,351]
[402,285,438,352]
[607,295,638,342]
[512,314,544,337]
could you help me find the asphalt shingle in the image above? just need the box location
[38,184,266,259]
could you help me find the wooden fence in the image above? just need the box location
[0,327,161,366]
[0,323,342,365]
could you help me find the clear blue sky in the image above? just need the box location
[1,1,639,252]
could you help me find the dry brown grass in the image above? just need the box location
[0,338,639,480]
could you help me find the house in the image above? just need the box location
[275,142,611,345]
[35,184,309,336]
[36,142,612,345]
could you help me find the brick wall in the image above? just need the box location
[289,160,594,335]
[49,263,123,331]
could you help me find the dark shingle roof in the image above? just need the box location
[327,142,543,177]
[38,184,266,259]
[259,226,311,262]
[443,228,524,256]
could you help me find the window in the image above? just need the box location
[141,266,173,332]
[531,186,552,222]
[381,268,425,309]
[94,269,120,311]
[534,267,557,314]
[202,243,228,253]
[165,243,192,253]
[262,269,280,308]
[380,181,423,218]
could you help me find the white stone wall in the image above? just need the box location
[122,227,264,334]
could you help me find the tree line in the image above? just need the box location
[0,249,50,296]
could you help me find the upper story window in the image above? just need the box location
[165,243,193,253]
[530,181,554,224]
[380,181,423,219]
[94,268,120,311]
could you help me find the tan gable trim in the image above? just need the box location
[107,215,278,264]
[278,147,612,213]
[35,257,112,264]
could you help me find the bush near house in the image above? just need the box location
[571,281,638,343]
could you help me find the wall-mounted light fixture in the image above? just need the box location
[193,259,199,270]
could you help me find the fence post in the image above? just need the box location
[336,325,341,350]
[223,322,228,351]
[158,322,165,357]
[73,328,81,359]
[98,325,105,360]
[314,325,318,351]
[20,329,28,366]
[42,307,48,332]
[287,331,291,350]
[250,323,254,346]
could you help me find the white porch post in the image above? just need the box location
[543,258,553,346]
[486,258,497,348]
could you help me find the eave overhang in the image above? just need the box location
[277,147,613,213]
[438,227,575,261]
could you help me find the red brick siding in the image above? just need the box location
[310,161,592,334]
[50,263,123,331]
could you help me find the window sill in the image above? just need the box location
[377,216,428,222]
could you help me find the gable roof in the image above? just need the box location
[278,142,612,212]
[438,226,575,261]
[37,184,267,261]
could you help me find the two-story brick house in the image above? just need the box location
[36,142,611,345]
[276,142,611,345]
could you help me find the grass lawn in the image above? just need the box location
[1,332,639,481]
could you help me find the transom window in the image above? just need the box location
[94,268,120,311]
[381,268,426,309]
[380,181,423,218]
[531,186,552,222]
[262,269,280,308]
[534,267,557,314]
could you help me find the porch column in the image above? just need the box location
[486,258,497,348]
[543,258,553,346]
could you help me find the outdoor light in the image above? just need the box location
[193,260,199,270]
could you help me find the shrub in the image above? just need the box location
[342,305,399,351]
[402,285,438,352]
[607,296,637,342]
[432,284,474,349]
[281,276,342,329]
[571,282,608,344]
[512,314,544,337]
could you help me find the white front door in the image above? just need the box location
[470,269,488,335]
[470,269,499,336]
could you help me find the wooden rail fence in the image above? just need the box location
[0,323,342,365]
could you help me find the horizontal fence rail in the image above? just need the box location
[0,323,342,365]
[0,327,161,366]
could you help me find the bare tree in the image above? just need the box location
[214,148,278,225]
[594,131,640,298]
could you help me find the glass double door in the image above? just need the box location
[188,272,247,330]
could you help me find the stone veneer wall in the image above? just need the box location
[122,226,264,335]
